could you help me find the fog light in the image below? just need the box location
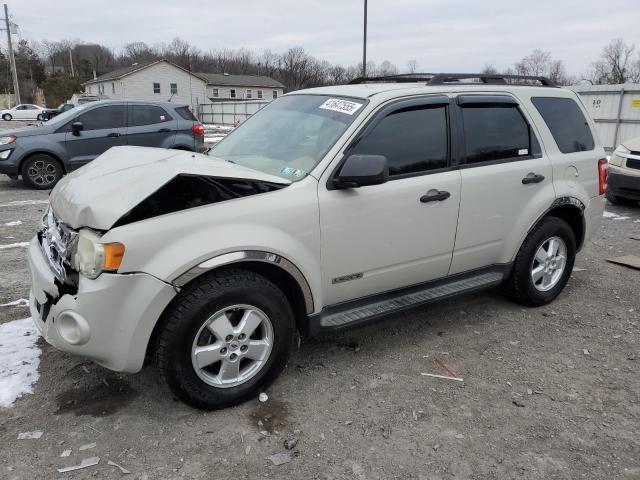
[0,149,12,159]
[56,310,91,345]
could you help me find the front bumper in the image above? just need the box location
[27,237,177,373]
[607,170,640,201]
[0,143,26,175]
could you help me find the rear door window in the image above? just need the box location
[531,97,594,153]
[175,106,197,121]
[77,105,126,130]
[350,104,449,177]
[460,102,533,164]
[129,105,172,126]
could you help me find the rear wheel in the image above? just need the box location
[20,154,63,189]
[157,269,295,410]
[505,216,576,306]
[2,113,11,121]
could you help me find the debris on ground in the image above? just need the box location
[258,392,268,403]
[630,234,640,241]
[583,349,590,355]
[420,373,464,382]
[17,431,43,439]
[107,459,131,474]
[512,400,526,408]
[267,452,299,466]
[284,438,299,450]
[0,298,29,307]
[57,457,100,473]
[433,356,461,378]
[60,449,71,457]
[79,442,96,451]
[606,255,640,270]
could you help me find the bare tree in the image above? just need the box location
[515,49,551,76]
[481,64,498,74]
[406,59,418,74]
[591,38,635,84]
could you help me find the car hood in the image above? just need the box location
[621,136,640,152]
[50,146,290,230]
[3,124,55,137]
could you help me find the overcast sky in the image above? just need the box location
[10,0,640,75]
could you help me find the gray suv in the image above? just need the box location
[0,100,206,189]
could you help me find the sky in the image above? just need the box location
[9,0,640,76]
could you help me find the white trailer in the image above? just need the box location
[571,83,640,151]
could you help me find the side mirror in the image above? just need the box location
[71,121,83,135]
[333,154,389,188]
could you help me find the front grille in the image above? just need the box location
[40,208,78,283]
[627,158,640,170]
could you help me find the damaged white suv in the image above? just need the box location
[28,73,607,409]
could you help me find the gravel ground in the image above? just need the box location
[1,166,639,478]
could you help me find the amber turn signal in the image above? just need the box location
[103,243,126,271]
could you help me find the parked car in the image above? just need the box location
[1,103,48,121]
[0,100,206,188]
[607,136,640,205]
[27,73,606,409]
[41,103,75,121]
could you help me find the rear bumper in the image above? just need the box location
[607,171,640,200]
[27,237,177,373]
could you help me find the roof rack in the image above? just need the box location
[348,73,556,87]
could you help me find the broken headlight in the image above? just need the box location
[72,229,126,279]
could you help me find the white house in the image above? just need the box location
[196,73,284,102]
[82,60,285,114]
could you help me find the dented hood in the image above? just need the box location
[50,146,290,230]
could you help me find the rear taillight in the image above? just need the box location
[191,123,205,136]
[598,158,608,195]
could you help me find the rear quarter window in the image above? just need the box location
[531,97,594,153]
[175,106,197,121]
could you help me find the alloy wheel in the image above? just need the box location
[530,236,567,292]
[191,304,274,388]
[26,159,58,187]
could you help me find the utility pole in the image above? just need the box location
[3,4,20,105]
[68,48,75,77]
[362,0,368,78]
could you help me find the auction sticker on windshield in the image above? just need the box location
[319,98,363,115]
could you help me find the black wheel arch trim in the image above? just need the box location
[171,250,314,314]
[526,196,586,252]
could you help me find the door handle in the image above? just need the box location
[158,128,171,133]
[522,172,545,184]
[107,132,121,138]
[420,190,450,203]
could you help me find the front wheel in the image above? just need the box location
[20,154,63,189]
[504,216,576,306]
[36,113,45,121]
[157,269,295,410]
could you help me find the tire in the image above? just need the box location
[505,216,576,307]
[606,192,637,206]
[36,113,44,121]
[20,154,64,189]
[2,113,11,121]
[157,268,295,410]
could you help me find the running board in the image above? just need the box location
[315,269,506,331]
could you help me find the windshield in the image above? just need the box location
[46,105,85,125]
[208,95,366,181]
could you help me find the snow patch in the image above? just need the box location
[0,299,29,308]
[3,220,22,226]
[603,211,619,218]
[0,242,29,250]
[0,318,41,407]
